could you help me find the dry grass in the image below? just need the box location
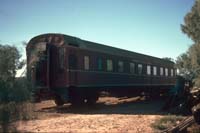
[0,102,37,132]
[151,115,185,131]
[16,97,165,132]
[187,123,200,133]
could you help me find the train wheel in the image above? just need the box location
[69,88,85,106]
[86,91,99,105]
[54,95,64,106]
[70,96,85,106]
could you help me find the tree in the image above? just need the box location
[179,0,200,87]
[0,44,31,132]
[162,57,174,62]
[176,44,200,86]
[0,45,22,82]
[176,50,194,81]
[188,44,200,86]
[181,0,200,43]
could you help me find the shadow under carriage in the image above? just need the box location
[37,96,168,115]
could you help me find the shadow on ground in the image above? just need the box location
[35,96,168,115]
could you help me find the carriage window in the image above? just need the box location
[153,66,157,76]
[171,69,174,77]
[130,63,135,73]
[107,59,113,71]
[68,54,77,69]
[160,67,164,76]
[59,48,65,70]
[97,57,103,70]
[165,68,168,76]
[84,56,89,70]
[147,65,151,75]
[138,64,143,75]
[118,61,124,72]
[175,69,177,76]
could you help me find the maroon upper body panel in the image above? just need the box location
[26,33,176,90]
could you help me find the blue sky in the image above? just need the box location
[0,0,195,60]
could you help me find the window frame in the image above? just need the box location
[175,69,177,76]
[147,65,151,75]
[138,64,143,75]
[165,68,168,76]
[118,61,124,72]
[171,69,174,77]
[84,56,90,70]
[107,59,113,71]
[160,67,164,76]
[153,66,157,76]
[130,62,135,74]
[97,57,103,71]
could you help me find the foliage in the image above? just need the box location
[0,102,35,132]
[178,0,200,87]
[152,115,184,131]
[181,0,200,43]
[187,123,200,133]
[162,57,174,62]
[0,45,24,82]
[0,44,29,103]
[176,51,194,80]
[176,44,200,86]
[0,44,31,132]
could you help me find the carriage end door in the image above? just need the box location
[68,52,78,86]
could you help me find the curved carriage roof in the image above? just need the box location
[27,33,174,66]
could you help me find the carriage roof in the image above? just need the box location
[27,33,174,66]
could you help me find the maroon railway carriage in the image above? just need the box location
[26,33,176,105]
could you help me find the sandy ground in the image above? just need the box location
[16,96,165,133]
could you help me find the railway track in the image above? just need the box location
[162,116,195,133]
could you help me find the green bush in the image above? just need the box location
[0,44,32,132]
[0,78,33,132]
[0,77,32,102]
[152,115,184,131]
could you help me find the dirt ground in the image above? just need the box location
[16,96,166,133]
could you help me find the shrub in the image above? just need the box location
[0,77,33,132]
[152,115,184,131]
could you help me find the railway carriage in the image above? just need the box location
[26,33,176,105]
